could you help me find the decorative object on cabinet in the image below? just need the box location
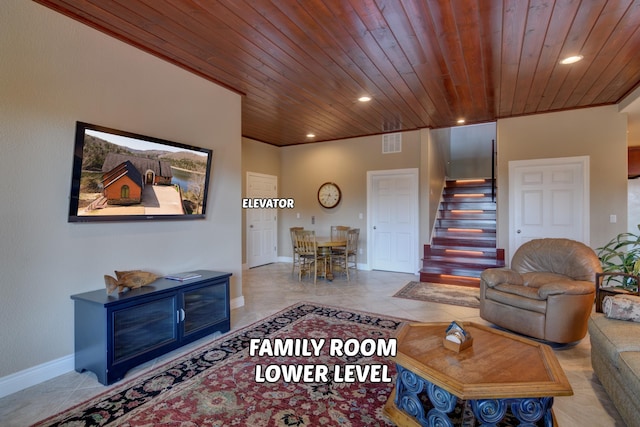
[164,271,203,281]
[104,270,159,294]
[71,270,231,385]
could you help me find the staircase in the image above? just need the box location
[420,178,504,287]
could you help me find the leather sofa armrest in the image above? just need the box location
[538,280,595,298]
[481,268,523,288]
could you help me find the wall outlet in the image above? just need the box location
[311,216,315,225]
[610,214,617,223]
[359,213,363,219]
[296,212,300,219]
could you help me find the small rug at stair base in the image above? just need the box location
[393,281,480,308]
[33,303,407,427]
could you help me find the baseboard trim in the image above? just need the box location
[231,295,245,309]
[0,354,75,399]
[1,296,246,399]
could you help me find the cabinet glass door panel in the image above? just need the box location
[183,283,227,335]
[112,296,177,364]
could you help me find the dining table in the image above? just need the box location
[315,237,347,281]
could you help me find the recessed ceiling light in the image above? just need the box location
[358,96,372,102]
[457,119,465,124]
[560,55,583,65]
[306,133,316,138]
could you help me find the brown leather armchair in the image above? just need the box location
[480,238,602,343]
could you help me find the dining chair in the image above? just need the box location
[333,228,359,281]
[345,228,360,280]
[330,225,350,241]
[289,227,304,276]
[294,230,326,284]
[330,225,350,256]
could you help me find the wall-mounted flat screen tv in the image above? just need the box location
[68,122,213,222]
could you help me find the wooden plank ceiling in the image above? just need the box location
[35,0,640,146]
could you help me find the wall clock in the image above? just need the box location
[317,182,341,209]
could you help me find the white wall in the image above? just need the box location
[0,1,242,379]
[422,128,447,244]
[241,138,281,265]
[496,106,628,260]
[448,123,496,179]
[278,131,422,266]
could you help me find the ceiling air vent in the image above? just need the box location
[382,133,402,154]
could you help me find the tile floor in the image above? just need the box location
[0,263,627,426]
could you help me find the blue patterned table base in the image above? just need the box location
[394,365,555,426]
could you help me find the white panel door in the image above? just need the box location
[246,172,277,268]
[368,169,419,273]
[509,156,589,257]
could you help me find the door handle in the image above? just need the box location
[373,226,377,230]
[517,229,521,234]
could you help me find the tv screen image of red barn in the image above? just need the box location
[68,122,213,222]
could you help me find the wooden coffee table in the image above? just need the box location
[384,322,573,426]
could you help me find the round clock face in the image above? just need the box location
[318,182,341,208]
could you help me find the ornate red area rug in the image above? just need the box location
[34,303,407,426]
